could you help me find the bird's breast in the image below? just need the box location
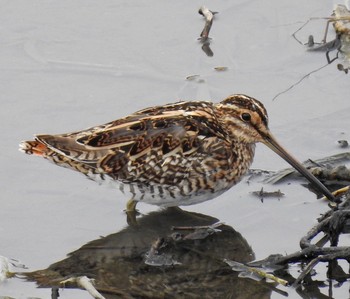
[98,142,256,207]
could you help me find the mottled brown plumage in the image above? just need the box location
[20,94,335,211]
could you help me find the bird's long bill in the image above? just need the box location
[263,132,335,201]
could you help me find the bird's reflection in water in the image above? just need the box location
[25,208,271,298]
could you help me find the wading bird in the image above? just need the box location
[20,94,335,217]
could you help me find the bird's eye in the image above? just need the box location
[241,113,251,122]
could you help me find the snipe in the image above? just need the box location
[20,94,335,213]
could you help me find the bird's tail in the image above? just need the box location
[19,138,94,176]
[19,140,50,157]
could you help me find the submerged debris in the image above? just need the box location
[249,191,350,287]
[308,4,350,73]
[171,221,224,232]
[300,4,350,71]
[224,259,288,286]
[185,74,205,83]
[144,237,182,266]
[320,185,350,201]
[145,222,224,267]
[0,256,12,282]
[186,74,200,80]
[198,6,217,40]
[338,139,349,148]
[0,256,26,283]
[61,276,106,299]
[310,165,350,182]
[263,152,350,185]
[251,187,284,201]
[214,66,228,71]
[198,6,218,57]
[273,4,350,100]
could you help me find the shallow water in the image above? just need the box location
[1,1,350,298]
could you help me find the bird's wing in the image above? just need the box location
[35,101,230,178]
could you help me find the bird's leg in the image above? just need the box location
[126,199,137,212]
[126,199,138,226]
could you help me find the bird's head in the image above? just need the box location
[215,94,270,144]
[215,94,335,202]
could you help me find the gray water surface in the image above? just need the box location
[1,1,349,298]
